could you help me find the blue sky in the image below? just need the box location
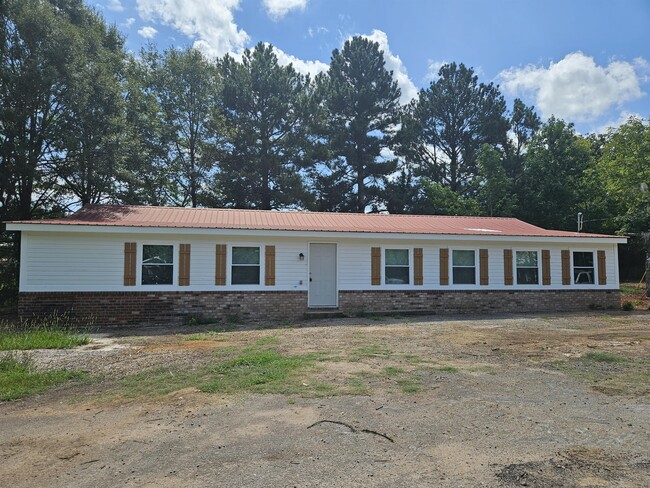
[100,0,650,134]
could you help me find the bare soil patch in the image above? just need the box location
[1,312,649,487]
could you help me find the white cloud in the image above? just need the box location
[499,52,646,122]
[106,0,124,12]
[137,26,158,39]
[270,45,328,78]
[136,0,249,57]
[425,60,448,82]
[596,110,643,134]
[362,29,418,104]
[121,17,135,28]
[263,0,307,21]
[307,26,328,38]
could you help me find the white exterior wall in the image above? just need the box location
[19,230,621,293]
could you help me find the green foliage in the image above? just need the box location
[53,10,126,206]
[621,301,635,311]
[0,318,90,350]
[417,180,482,216]
[212,43,311,210]
[0,352,85,400]
[505,98,541,180]
[312,36,401,212]
[593,117,650,234]
[475,145,518,216]
[398,62,509,193]
[517,117,594,230]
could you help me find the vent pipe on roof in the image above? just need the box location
[577,212,583,233]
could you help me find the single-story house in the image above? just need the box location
[6,205,627,326]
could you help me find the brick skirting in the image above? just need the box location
[18,289,621,327]
[338,289,621,315]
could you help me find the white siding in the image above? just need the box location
[18,231,620,292]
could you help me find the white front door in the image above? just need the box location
[309,243,337,307]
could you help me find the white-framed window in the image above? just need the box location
[516,251,539,285]
[231,246,260,285]
[573,251,595,284]
[452,250,476,284]
[142,244,174,285]
[385,248,410,285]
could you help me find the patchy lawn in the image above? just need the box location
[1,312,649,487]
[0,353,85,401]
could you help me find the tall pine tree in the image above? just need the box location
[211,43,311,210]
[312,36,401,212]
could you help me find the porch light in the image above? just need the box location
[299,252,305,261]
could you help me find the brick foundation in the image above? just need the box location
[18,291,308,327]
[18,289,621,327]
[338,289,621,315]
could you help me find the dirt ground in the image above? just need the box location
[1,312,649,487]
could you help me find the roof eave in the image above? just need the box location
[4,222,628,243]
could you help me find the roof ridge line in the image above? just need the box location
[81,204,522,221]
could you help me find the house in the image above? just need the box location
[6,205,626,326]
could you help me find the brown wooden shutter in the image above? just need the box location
[124,242,136,286]
[479,249,489,285]
[265,245,276,286]
[371,247,381,285]
[414,248,423,285]
[597,250,607,285]
[215,244,227,286]
[561,250,571,285]
[503,249,513,286]
[179,244,191,286]
[439,248,449,286]
[541,249,551,285]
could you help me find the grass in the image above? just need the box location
[552,350,648,396]
[351,345,392,357]
[582,351,628,363]
[0,317,90,351]
[396,375,422,393]
[430,365,459,373]
[113,338,336,399]
[0,353,85,401]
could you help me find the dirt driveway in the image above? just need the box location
[1,312,649,487]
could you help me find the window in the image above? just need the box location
[142,245,174,285]
[232,246,260,285]
[385,249,409,284]
[573,251,594,284]
[452,250,476,284]
[516,251,539,285]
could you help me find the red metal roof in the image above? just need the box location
[8,204,620,238]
